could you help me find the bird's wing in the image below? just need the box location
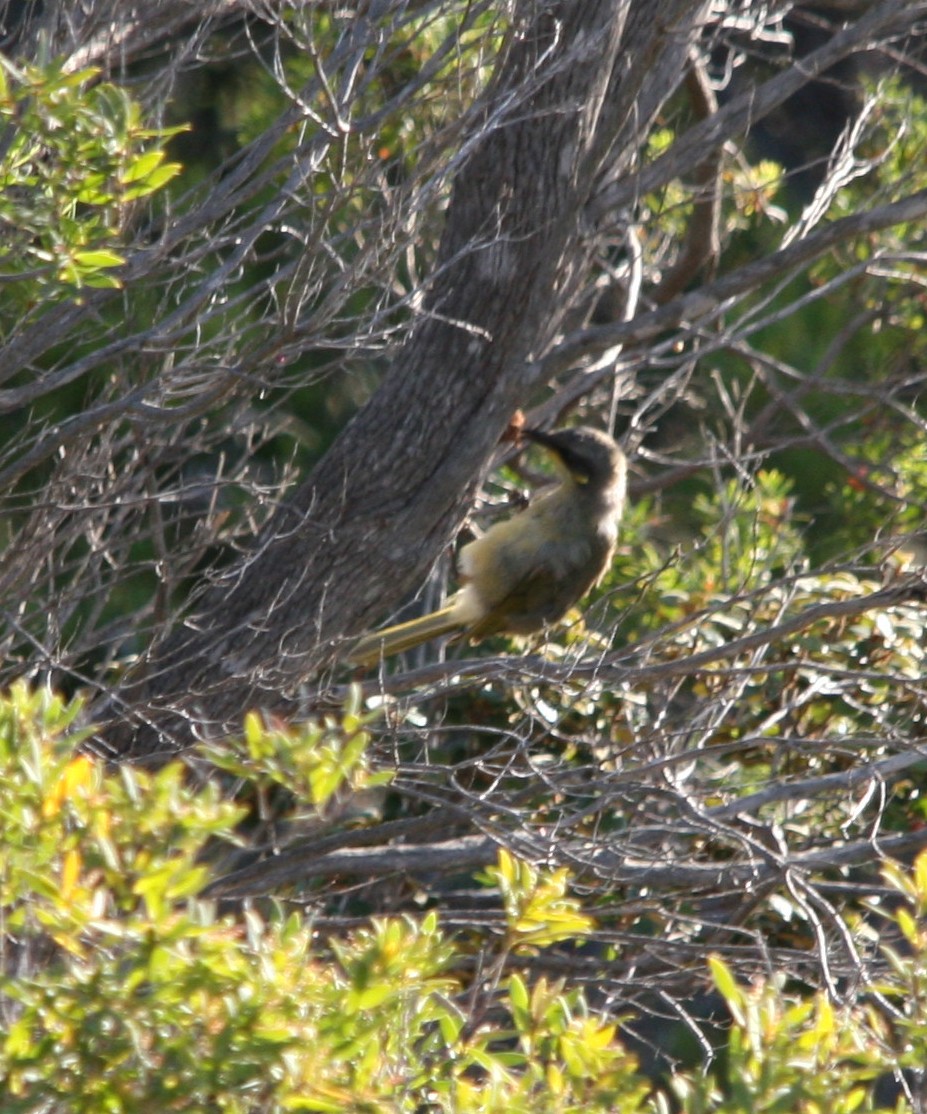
[458,491,616,640]
[465,555,593,639]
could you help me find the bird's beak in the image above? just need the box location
[521,427,557,450]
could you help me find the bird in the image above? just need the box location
[348,425,627,667]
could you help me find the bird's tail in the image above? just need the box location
[348,605,463,667]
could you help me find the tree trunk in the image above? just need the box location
[102,0,707,758]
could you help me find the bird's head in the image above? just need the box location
[522,426,626,499]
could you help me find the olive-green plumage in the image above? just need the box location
[349,426,627,666]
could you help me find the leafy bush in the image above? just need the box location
[0,684,648,1111]
[0,58,183,306]
[2,683,927,1111]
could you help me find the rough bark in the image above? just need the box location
[100,0,708,757]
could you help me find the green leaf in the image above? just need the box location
[708,954,745,1019]
[120,161,182,200]
[72,249,124,269]
[508,972,529,1013]
[120,148,166,184]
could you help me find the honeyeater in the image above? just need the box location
[349,425,627,666]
